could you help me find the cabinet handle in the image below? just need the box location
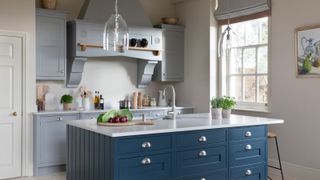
[245,131,252,137]
[245,169,252,176]
[245,144,252,150]
[141,158,151,165]
[199,150,207,157]
[142,142,152,148]
[200,178,206,180]
[198,136,207,142]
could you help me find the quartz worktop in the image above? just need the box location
[66,113,284,137]
[33,106,193,115]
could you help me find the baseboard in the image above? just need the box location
[268,159,320,180]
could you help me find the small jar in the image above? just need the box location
[150,98,157,107]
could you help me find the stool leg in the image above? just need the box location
[275,136,285,180]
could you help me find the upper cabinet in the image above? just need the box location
[36,9,66,80]
[153,24,184,82]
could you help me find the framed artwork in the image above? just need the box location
[295,25,320,77]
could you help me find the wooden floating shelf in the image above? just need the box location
[78,43,161,56]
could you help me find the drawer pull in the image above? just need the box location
[245,169,252,176]
[245,131,252,137]
[57,117,63,121]
[199,150,207,157]
[141,158,151,165]
[142,142,152,148]
[245,144,252,150]
[198,136,207,142]
[200,178,206,180]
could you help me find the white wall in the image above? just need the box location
[174,0,212,113]
[0,0,36,176]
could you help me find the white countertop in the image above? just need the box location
[33,106,193,115]
[66,113,284,137]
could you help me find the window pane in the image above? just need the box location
[231,23,245,47]
[230,48,242,74]
[259,17,268,44]
[257,46,268,74]
[243,48,256,74]
[258,76,268,103]
[244,76,256,102]
[245,20,259,45]
[230,76,242,101]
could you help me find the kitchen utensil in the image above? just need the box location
[138,92,143,108]
[161,17,179,25]
[132,92,138,109]
[158,90,167,106]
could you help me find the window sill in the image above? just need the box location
[232,107,270,114]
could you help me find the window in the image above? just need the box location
[220,17,269,111]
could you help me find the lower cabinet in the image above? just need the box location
[67,125,268,180]
[34,114,79,176]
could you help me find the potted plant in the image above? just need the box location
[210,97,224,119]
[60,94,73,111]
[221,96,236,118]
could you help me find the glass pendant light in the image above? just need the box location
[103,0,129,53]
[218,19,237,58]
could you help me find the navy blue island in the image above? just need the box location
[66,113,283,180]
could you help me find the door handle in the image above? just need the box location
[12,112,17,116]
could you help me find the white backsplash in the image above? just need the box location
[37,57,165,110]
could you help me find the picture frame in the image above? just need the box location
[295,25,320,78]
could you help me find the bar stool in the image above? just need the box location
[267,132,284,180]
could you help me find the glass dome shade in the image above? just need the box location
[103,13,129,53]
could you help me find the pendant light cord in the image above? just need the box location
[115,0,118,15]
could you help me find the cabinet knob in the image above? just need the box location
[199,150,207,157]
[200,178,206,180]
[245,169,252,176]
[142,142,152,148]
[245,131,252,137]
[141,158,151,165]
[245,144,252,150]
[12,112,17,116]
[198,136,207,142]
[57,117,63,121]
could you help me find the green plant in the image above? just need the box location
[221,96,236,110]
[60,94,73,104]
[211,97,224,108]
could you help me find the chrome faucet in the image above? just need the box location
[163,85,176,120]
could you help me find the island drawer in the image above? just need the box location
[230,163,266,180]
[176,146,227,177]
[118,153,171,180]
[176,129,227,148]
[116,134,172,155]
[178,169,227,180]
[229,139,266,167]
[229,125,266,142]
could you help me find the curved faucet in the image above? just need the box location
[163,85,176,120]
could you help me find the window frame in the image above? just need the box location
[218,16,271,112]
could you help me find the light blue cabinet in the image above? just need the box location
[67,125,268,180]
[154,24,184,82]
[34,113,79,176]
[36,9,66,80]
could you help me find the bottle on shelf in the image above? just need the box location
[94,91,100,109]
[138,92,143,109]
[99,94,104,110]
[132,92,138,109]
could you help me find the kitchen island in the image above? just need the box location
[66,114,283,180]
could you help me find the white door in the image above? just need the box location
[0,35,22,179]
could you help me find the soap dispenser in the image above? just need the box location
[158,90,167,106]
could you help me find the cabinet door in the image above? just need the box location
[39,115,78,166]
[36,13,65,80]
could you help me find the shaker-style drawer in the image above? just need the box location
[40,114,79,122]
[229,125,266,142]
[116,134,171,155]
[230,164,266,180]
[229,139,266,167]
[79,113,100,120]
[118,153,171,180]
[176,146,227,177]
[179,169,227,180]
[176,129,227,148]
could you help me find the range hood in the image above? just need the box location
[66,0,163,88]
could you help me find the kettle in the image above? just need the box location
[158,90,167,107]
